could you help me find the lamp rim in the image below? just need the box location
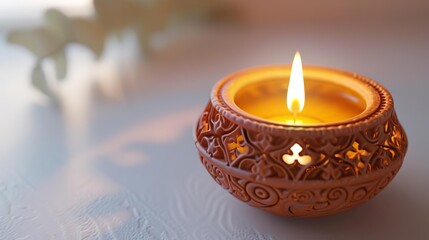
[211,65,393,137]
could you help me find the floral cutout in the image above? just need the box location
[282,143,312,165]
[346,141,370,174]
[227,135,249,161]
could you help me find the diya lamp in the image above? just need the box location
[194,52,407,217]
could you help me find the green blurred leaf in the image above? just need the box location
[6,0,233,102]
[7,28,61,58]
[44,8,72,42]
[51,50,67,80]
[32,64,54,98]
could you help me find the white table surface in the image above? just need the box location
[0,22,428,239]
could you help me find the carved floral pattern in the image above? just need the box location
[195,102,407,217]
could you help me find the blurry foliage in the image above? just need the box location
[7,0,234,101]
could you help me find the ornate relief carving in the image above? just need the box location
[195,102,407,217]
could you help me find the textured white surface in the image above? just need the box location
[0,22,428,239]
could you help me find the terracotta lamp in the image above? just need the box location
[194,52,407,217]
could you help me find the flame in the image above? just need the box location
[287,51,305,115]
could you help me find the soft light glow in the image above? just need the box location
[287,51,305,114]
[282,143,311,165]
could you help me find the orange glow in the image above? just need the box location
[287,51,305,116]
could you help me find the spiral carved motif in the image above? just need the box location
[195,67,407,217]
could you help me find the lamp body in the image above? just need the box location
[194,66,408,217]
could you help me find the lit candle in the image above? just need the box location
[226,53,371,126]
[269,51,322,125]
[286,51,305,124]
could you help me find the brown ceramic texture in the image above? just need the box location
[194,66,408,218]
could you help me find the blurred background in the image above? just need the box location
[0,0,428,239]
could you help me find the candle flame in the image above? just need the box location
[287,51,305,115]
